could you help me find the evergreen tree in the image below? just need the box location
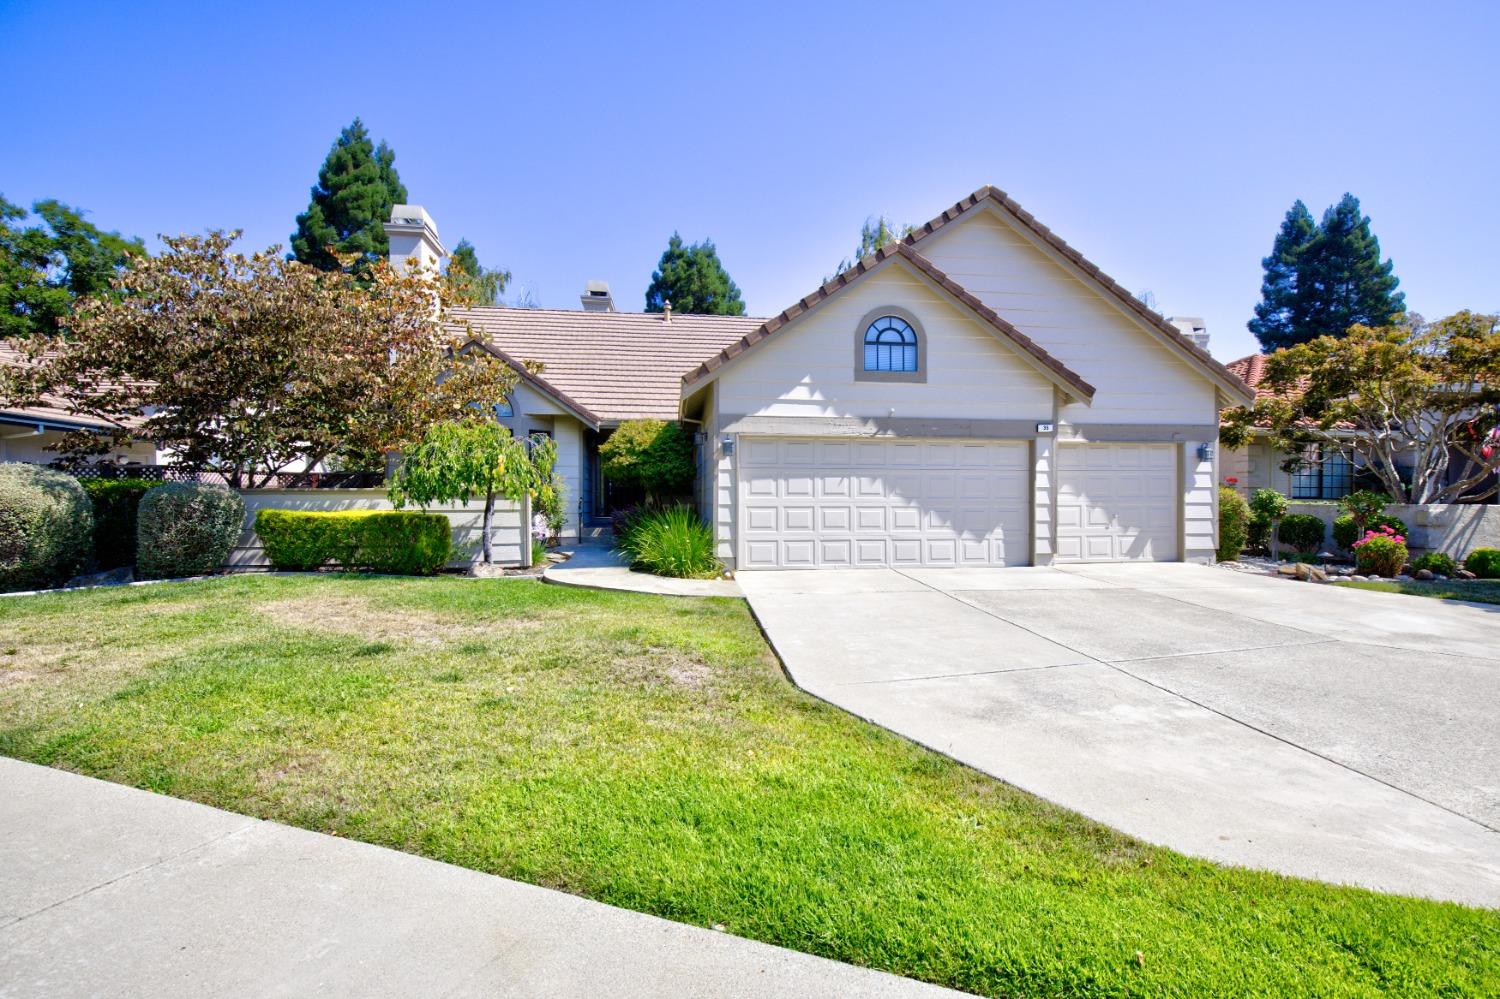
[445,238,510,307]
[1248,195,1404,351]
[643,233,745,315]
[834,215,913,275]
[1248,200,1316,351]
[290,118,407,274]
[1294,194,1405,341]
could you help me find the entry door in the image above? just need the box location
[1054,443,1178,562]
[737,436,1030,569]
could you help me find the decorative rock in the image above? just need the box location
[1396,574,1413,582]
[1457,569,1478,580]
[1310,565,1329,582]
[1277,563,1299,577]
[1413,568,1435,581]
[64,566,133,588]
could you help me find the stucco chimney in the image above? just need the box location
[1168,316,1209,351]
[383,205,446,276]
[580,280,614,312]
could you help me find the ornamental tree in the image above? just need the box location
[598,419,695,502]
[1222,312,1500,504]
[0,231,516,487]
[388,421,555,564]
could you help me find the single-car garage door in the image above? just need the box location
[738,436,1030,569]
[1055,443,1178,562]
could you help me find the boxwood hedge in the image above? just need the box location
[0,464,93,592]
[255,509,453,575]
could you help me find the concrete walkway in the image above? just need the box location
[0,758,965,998]
[738,563,1500,907]
[543,544,743,598]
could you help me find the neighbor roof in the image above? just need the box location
[454,308,762,423]
[1224,352,1355,431]
[0,343,147,433]
[680,242,1097,403]
[904,186,1256,404]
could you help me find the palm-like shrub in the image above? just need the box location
[0,464,93,592]
[137,483,245,579]
[618,505,721,578]
[1216,487,1250,561]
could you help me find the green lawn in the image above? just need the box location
[2,575,1495,997]
[1341,577,1500,606]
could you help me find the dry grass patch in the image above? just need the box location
[257,593,544,646]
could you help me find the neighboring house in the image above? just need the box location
[393,188,1254,567]
[1219,353,1358,502]
[0,344,161,466]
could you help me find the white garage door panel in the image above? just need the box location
[1055,444,1178,562]
[738,437,1029,569]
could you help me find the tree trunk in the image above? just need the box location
[481,488,494,565]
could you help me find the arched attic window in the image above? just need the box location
[863,315,919,372]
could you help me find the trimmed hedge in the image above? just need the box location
[1216,487,1250,562]
[81,478,155,569]
[255,509,453,575]
[137,483,245,579]
[1277,513,1328,554]
[0,464,93,592]
[1411,552,1459,576]
[1465,547,1500,580]
[1333,513,1408,551]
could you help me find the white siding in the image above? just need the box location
[552,417,584,541]
[0,427,157,465]
[714,265,1056,421]
[917,211,1218,426]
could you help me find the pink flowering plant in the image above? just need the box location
[1351,524,1408,577]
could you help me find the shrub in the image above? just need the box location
[618,505,721,579]
[1411,552,1458,576]
[1465,547,1500,579]
[1277,513,1328,554]
[137,483,245,579]
[1249,488,1287,552]
[1338,489,1390,534]
[1247,512,1270,548]
[255,509,452,575]
[0,464,93,592]
[81,478,155,569]
[1333,513,1407,551]
[1216,487,1250,561]
[1352,524,1408,578]
[599,419,695,500]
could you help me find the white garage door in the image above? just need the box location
[1055,443,1178,562]
[737,436,1030,569]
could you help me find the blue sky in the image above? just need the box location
[3,0,1496,362]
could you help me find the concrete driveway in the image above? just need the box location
[738,563,1500,907]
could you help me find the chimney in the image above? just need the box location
[580,280,614,312]
[1167,316,1210,351]
[662,300,671,324]
[383,204,446,276]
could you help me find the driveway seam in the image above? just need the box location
[890,567,1500,836]
[838,660,1094,686]
[0,820,260,931]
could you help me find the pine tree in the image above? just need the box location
[1248,195,1404,351]
[1248,201,1317,351]
[1294,194,1405,341]
[643,233,745,315]
[834,215,913,275]
[290,118,408,274]
[445,239,510,307]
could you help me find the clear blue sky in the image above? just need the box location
[4,0,1496,362]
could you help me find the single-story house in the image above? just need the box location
[0,344,161,466]
[390,188,1255,569]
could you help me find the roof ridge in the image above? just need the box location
[903,186,1254,403]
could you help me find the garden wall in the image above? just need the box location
[1287,502,1500,556]
[229,489,528,569]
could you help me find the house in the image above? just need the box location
[0,344,161,467]
[395,188,1254,568]
[1219,353,1358,501]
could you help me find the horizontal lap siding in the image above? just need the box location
[918,214,1217,426]
[715,267,1054,421]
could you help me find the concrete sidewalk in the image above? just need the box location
[0,758,966,998]
[543,544,743,598]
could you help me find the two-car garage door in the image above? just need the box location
[735,436,1180,569]
[737,436,1030,569]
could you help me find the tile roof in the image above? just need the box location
[0,343,147,433]
[904,186,1256,404]
[681,243,1096,403]
[1224,352,1354,430]
[453,308,762,423]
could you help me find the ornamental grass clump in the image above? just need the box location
[1352,524,1408,578]
[618,505,721,579]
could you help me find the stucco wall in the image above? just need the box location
[230,489,527,569]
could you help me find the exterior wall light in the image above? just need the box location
[1197,443,1215,462]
